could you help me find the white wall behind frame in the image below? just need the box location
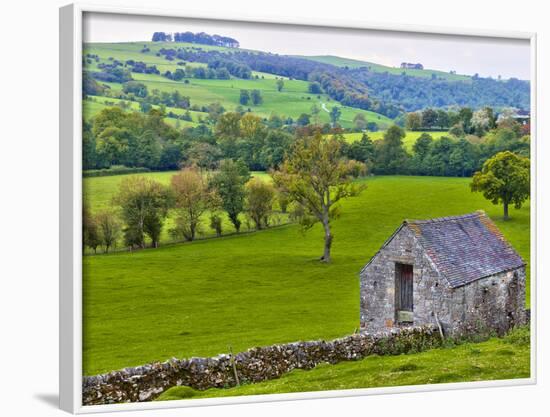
[1,0,548,416]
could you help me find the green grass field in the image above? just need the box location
[83,175,530,376]
[334,130,451,150]
[83,96,203,128]
[300,55,471,81]
[83,171,275,250]
[83,42,394,129]
[158,326,530,400]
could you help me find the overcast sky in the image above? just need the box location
[84,12,530,80]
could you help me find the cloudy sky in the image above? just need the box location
[84,12,531,80]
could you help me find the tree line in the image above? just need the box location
[152,31,240,48]
[84,128,529,260]
[84,133,369,260]
[345,122,529,177]
[83,102,530,182]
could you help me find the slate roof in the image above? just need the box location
[405,211,525,288]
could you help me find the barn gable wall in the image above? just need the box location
[360,226,444,331]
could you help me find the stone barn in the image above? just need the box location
[359,211,526,336]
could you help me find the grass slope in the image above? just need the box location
[83,175,530,376]
[83,171,274,250]
[83,96,204,128]
[300,55,471,81]
[334,131,452,150]
[83,42,394,129]
[158,327,530,400]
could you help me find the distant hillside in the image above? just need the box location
[84,39,530,123]
[299,55,471,81]
[83,41,394,129]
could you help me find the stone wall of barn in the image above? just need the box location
[360,226,526,336]
[446,268,526,336]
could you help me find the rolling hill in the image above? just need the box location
[298,55,471,81]
[83,39,529,130]
[83,41,394,129]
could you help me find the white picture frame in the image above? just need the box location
[59,3,538,413]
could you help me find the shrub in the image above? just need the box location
[345,159,368,178]
[209,214,223,237]
[83,166,151,178]
[503,326,530,346]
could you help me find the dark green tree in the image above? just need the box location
[96,210,121,253]
[122,81,148,98]
[83,205,101,253]
[374,125,410,174]
[308,82,322,94]
[239,89,250,105]
[114,176,172,248]
[471,151,530,220]
[209,159,250,232]
[421,108,438,129]
[411,133,433,175]
[297,113,311,126]
[250,89,263,105]
[426,136,454,176]
[458,107,474,133]
[329,106,341,126]
[346,133,375,165]
[449,138,477,177]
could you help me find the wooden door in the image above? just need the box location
[398,264,413,312]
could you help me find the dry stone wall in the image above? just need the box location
[83,325,442,405]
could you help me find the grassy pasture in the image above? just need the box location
[334,130,452,150]
[83,171,275,251]
[98,73,393,128]
[83,96,204,127]
[83,175,530,376]
[82,100,198,128]
[300,55,471,81]
[159,327,530,400]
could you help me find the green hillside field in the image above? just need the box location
[334,130,452,150]
[83,175,530,376]
[83,42,394,129]
[83,96,204,128]
[83,171,276,251]
[300,55,471,81]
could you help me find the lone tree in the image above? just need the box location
[330,106,341,126]
[96,209,121,253]
[245,177,275,230]
[272,133,365,262]
[83,205,101,253]
[470,151,530,220]
[239,90,250,105]
[114,176,172,248]
[170,167,220,241]
[276,79,284,92]
[210,159,250,232]
[250,89,263,105]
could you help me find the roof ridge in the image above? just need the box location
[404,210,485,225]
